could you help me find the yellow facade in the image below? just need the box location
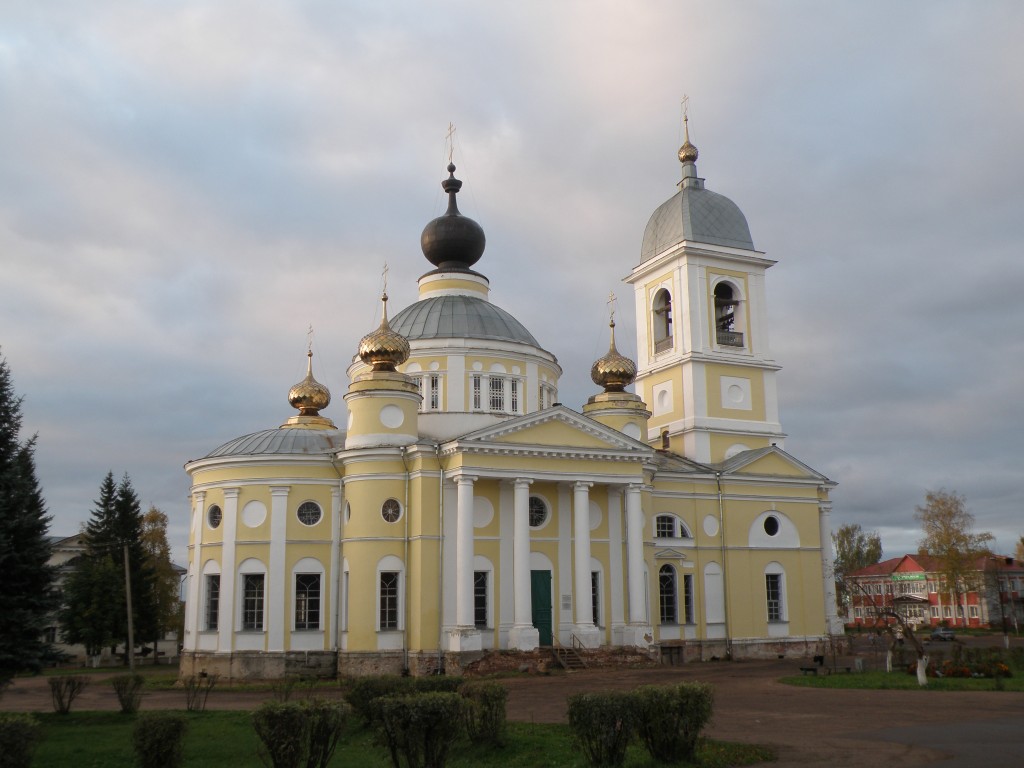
[181,142,840,680]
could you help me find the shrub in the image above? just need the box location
[253,702,308,768]
[133,712,187,768]
[0,713,41,768]
[345,676,464,725]
[377,692,464,768]
[567,691,636,768]
[304,699,350,768]
[184,673,219,712]
[111,673,145,714]
[633,682,714,764]
[460,681,507,747]
[48,675,88,714]
[252,699,350,768]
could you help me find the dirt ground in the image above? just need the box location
[3,655,1023,766]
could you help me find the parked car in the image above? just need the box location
[930,627,955,641]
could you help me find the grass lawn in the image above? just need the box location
[29,710,774,767]
[781,670,1024,692]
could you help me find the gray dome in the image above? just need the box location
[205,428,344,459]
[390,295,540,346]
[640,186,754,263]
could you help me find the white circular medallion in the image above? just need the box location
[242,500,267,528]
[622,422,642,440]
[473,497,494,528]
[379,404,404,428]
[727,384,744,403]
[703,514,720,537]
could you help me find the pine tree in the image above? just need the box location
[0,352,57,678]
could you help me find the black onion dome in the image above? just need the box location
[420,163,486,270]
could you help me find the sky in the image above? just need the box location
[2,1,1023,567]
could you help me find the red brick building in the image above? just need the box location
[845,553,1024,630]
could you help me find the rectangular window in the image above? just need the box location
[930,606,940,618]
[854,607,863,619]
[968,605,979,618]
[205,574,220,630]
[472,375,481,410]
[294,573,321,630]
[591,571,601,626]
[242,574,264,631]
[379,571,400,630]
[489,377,504,411]
[656,516,675,538]
[510,379,519,413]
[683,574,694,624]
[659,568,677,624]
[474,571,488,628]
[943,605,953,618]
[766,573,783,622]
[429,375,440,410]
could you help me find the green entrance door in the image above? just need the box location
[531,570,553,646]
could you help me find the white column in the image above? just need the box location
[573,482,600,647]
[218,488,240,651]
[624,484,652,647]
[449,474,482,652]
[819,499,843,634]
[268,486,290,652]
[509,478,539,650]
[185,491,205,651]
[456,475,476,628]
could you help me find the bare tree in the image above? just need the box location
[915,490,993,627]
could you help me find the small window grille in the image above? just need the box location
[381,499,401,523]
[472,375,481,410]
[295,573,321,630]
[510,379,519,413]
[474,571,488,628]
[528,496,547,527]
[489,377,504,411]
[297,501,322,526]
[380,571,399,629]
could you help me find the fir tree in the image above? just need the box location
[0,352,57,678]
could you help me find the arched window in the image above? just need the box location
[652,289,673,352]
[659,564,678,624]
[714,282,744,347]
[765,562,787,623]
[655,515,691,539]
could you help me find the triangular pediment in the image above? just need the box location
[716,446,832,484]
[444,406,653,456]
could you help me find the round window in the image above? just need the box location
[344,502,351,522]
[381,498,402,523]
[763,515,780,536]
[207,504,222,529]
[297,501,322,526]
[528,496,548,527]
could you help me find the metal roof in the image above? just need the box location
[390,295,540,346]
[640,185,754,263]
[205,428,344,458]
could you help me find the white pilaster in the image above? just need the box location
[218,488,240,650]
[185,491,205,651]
[266,486,289,652]
[509,478,539,650]
[330,483,342,649]
[606,487,625,644]
[819,499,844,634]
[624,484,653,647]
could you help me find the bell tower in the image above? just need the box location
[627,117,785,463]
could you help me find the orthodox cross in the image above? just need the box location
[445,122,457,164]
[607,291,617,324]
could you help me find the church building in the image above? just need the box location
[181,122,843,678]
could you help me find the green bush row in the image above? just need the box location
[567,682,714,767]
[343,675,464,725]
[252,699,350,768]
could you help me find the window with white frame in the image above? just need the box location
[205,575,220,630]
[943,605,953,618]
[655,514,691,539]
[765,568,785,623]
[242,574,265,631]
[930,606,940,618]
[379,571,400,630]
[713,281,744,347]
[854,607,863,619]
[539,382,556,409]
[294,573,321,630]
[652,289,673,353]
[968,605,979,618]
[659,564,677,624]
[510,379,519,412]
[489,377,504,410]
[472,375,482,410]
[682,573,694,624]
[417,374,442,411]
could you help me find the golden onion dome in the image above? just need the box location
[591,319,637,392]
[288,351,331,416]
[358,292,411,371]
[678,114,699,164]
